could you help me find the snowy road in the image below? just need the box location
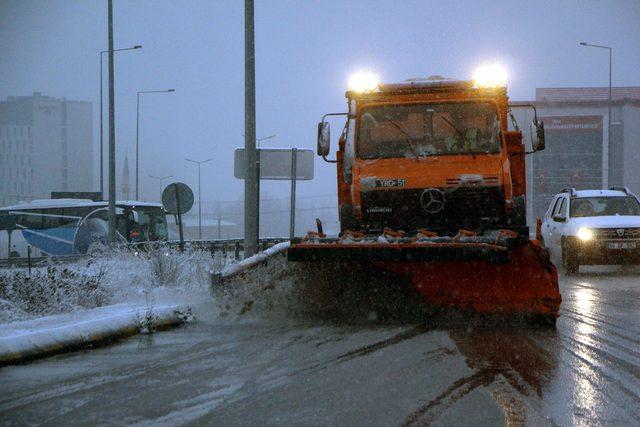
[1,269,640,425]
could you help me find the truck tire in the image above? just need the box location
[562,239,579,276]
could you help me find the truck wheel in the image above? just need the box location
[562,242,579,276]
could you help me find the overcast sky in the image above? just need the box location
[1,0,639,205]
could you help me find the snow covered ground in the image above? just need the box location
[0,247,230,363]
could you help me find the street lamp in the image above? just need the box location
[185,157,213,239]
[99,44,141,198]
[148,174,173,202]
[136,89,175,200]
[239,133,276,241]
[580,41,612,185]
[254,134,275,239]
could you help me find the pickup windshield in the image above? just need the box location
[357,102,501,159]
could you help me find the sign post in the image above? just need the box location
[162,182,194,252]
[289,148,297,240]
[175,184,184,251]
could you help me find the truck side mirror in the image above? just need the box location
[317,121,330,156]
[531,120,546,152]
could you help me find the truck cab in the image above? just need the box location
[318,76,545,236]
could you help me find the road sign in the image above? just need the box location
[234,148,314,180]
[162,182,194,252]
[162,182,194,215]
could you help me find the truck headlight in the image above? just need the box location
[577,227,594,241]
[348,71,380,93]
[472,64,507,88]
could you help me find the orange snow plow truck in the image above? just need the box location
[288,71,561,321]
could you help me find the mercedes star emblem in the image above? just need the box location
[616,228,625,237]
[420,188,445,213]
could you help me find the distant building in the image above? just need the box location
[511,86,640,224]
[0,92,93,207]
[121,155,131,200]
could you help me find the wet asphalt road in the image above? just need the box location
[1,268,640,426]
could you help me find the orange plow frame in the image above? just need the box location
[288,238,561,320]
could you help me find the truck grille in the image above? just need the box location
[594,228,640,239]
[445,176,499,186]
[361,186,505,232]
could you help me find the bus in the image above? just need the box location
[0,199,169,258]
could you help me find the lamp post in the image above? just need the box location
[136,89,175,200]
[256,134,275,239]
[148,174,173,202]
[99,44,141,198]
[185,157,213,239]
[580,41,612,185]
[244,0,258,257]
[243,134,275,240]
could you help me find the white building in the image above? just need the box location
[0,92,93,207]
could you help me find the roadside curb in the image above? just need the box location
[0,303,193,367]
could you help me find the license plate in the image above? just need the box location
[606,241,637,250]
[375,179,406,188]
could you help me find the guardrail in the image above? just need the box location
[0,238,289,269]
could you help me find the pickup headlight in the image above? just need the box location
[577,227,594,241]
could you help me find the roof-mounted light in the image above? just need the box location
[348,71,380,93]
[472,63,507,88]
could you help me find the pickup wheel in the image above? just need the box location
[562,239,579,276]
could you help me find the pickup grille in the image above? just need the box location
[594,228,640,239]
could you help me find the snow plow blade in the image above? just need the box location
[287,232,561,320]
[288,241,512,263]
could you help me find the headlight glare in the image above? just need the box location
[577,227,593,241]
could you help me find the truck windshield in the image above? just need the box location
[570,197,640,217]
[357,102,501,159]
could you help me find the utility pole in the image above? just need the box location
[580,41,613,186]
[99,45,141,198]
[107,0,116,245]
[185,158,213,239]
[244,0,258,257]
[254,134,275,241]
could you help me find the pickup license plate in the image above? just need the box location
[606,241,637,250]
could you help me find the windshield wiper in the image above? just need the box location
[385,116,420,159]
[438,116,473,155]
